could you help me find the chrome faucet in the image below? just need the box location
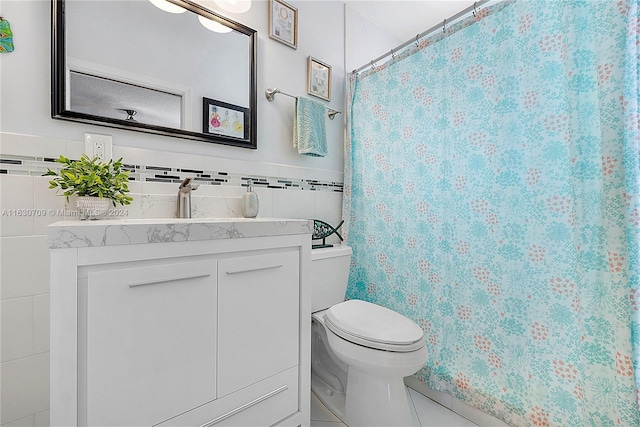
[177,177,199,218]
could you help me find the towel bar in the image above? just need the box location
[265,88,341,120]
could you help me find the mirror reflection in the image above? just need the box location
[53,0,257,148]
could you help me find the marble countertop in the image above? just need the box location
[47,218,314,249]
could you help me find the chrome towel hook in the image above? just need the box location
[265,88,280,102]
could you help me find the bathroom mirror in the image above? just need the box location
[52,0,257,149]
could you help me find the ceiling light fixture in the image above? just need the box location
[118,109,138,121]
[149,0,187,14]
[197,15,233,33]
[213,0,251,14]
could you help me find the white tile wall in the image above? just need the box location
[2,415,34,427]
[279,164,309,181]
[191,195,241,218]
[64,140,84,163]
[315,192,344,225]
[33,411,49,427]
[151,149,206,171]
[1,353,50,424]
[244,161,280,178]
[0,134,66,160]
[273,189,317,219]
[0,236,49,300]
[0,132,345,426]
[203,155,247,175]
[32,295,49,356]
[254,187,274,218]
[0,175,35,237]
[136,193,178,219]
[1,297,34,362]
[111,145,156,167]
[313,192,345,245]
[32,177,66,236]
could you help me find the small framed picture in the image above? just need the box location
[307,56,331,101]
[269,0,298,49]
[202,98,249,140]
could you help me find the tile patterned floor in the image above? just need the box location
[311,387,479,427]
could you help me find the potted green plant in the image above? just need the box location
[44,155,133,220]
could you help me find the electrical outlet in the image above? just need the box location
[84,133,113,161]
[95,141,105,159]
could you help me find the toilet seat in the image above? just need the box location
[324,300,425,352]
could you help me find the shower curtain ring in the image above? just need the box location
[370,60,376,70]
[391,48,396,60]
[443,18,447,33]
[415,34,420,47]
[473,2,477,17]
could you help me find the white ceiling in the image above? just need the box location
[345,0,474,42]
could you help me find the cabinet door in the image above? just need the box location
[217,251,299,397]
[84,260,217,426]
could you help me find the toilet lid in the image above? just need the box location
[324,300,425,352]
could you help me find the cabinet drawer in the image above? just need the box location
[158,365,299,427]
[82,260,217,426]
[217,251,300,396]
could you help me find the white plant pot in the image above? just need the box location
[76,196,111,220]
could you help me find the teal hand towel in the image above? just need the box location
[293,96,328,157]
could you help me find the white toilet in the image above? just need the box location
[311,244,428,426]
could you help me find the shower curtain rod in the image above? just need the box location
[352,0,492,75]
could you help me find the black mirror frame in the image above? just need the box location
[51,0,258,149]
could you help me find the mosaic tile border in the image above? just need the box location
[0,155,344,192]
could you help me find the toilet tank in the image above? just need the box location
[311,244,353,313]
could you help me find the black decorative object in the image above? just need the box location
[311,219,344,249]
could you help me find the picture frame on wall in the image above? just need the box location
[269,0,298,49]
[202,98,249,140]
[307,56,331,101]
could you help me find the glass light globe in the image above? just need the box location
[149,0,187,14]
[213,0,251,14]
[198,15,233,33]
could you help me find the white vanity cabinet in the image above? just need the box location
[49,219,312,427]
[83,260,218,426]
[217,252,299,397]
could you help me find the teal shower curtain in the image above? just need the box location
[343,1,640,425]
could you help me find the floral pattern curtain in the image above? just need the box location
[343,0,640,425]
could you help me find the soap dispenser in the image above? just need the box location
[241,180,259,218]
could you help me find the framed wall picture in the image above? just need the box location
[202,98,249,140]
[269,0,298,49]
[307,56,331,101]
